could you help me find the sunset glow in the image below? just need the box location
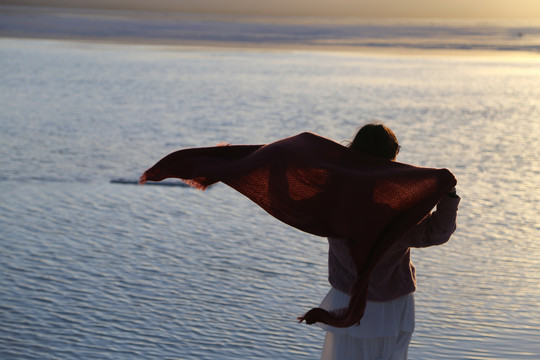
[6,0,540,18]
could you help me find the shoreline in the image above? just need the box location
[2,5,540,58]
[4,34,540,60]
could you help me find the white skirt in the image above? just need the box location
[316,288,415,360]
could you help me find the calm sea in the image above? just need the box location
[1,38,539,359]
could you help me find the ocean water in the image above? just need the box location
[0,38,539,359]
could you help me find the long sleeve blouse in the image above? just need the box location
[328,193,460,302]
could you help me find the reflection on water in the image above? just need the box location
[0,39,539,359]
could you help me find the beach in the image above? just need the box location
[1,5,539,360]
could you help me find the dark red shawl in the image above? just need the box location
[140,132,456,328]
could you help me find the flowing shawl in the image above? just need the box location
[140,132,457,328]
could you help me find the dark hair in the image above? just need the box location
[349,123,400,160]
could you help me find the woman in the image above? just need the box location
[318,123,460,360]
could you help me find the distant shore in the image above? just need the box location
[2,5,540,57]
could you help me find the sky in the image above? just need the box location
[3,0,540,18]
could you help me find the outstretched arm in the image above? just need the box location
[401,188,460,248]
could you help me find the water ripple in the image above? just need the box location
[1,39,539,359]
